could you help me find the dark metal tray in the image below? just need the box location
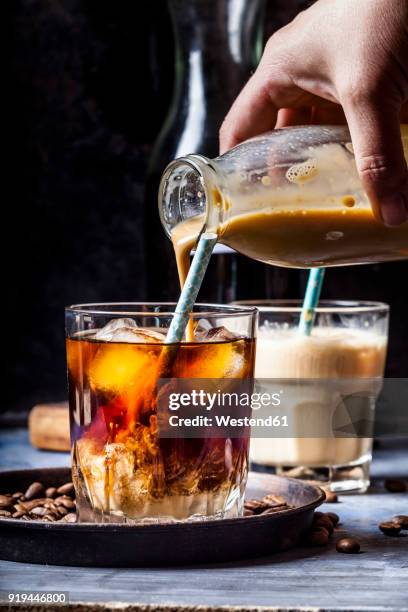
[0,467,324,567]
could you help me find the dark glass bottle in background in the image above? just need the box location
[145,0,265,302]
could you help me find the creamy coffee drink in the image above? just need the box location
[171,199,408,278]
[172,216,204,287]
[251,326,387,468]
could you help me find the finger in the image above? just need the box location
[275,107,313,128]
[277,103,346,128]
[342,97,408,226]
[219,73,278,153]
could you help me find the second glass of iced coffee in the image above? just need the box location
[235,300,389,493]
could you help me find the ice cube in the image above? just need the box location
[193,318,212,341]
[89,318,166,394]
[88,342,156,393]
[76,437,231,520]
[204,326,238,342]
[95,318,165,343]
[181,330,246,378]
[95,318,137,341]
[108,327,165,344]
[182,326,246,377]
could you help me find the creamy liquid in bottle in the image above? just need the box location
[171,205,408,273]
[170,136,408,272]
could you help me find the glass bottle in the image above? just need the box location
[145,0,265,301]
[159,124,408,268]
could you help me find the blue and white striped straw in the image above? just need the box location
[298,268,325,336]
[165,232,218,344]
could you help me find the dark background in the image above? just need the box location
[4,0,408,422]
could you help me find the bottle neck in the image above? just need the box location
[169,0,265,107]
[159,154,228,239]
[150,0,264,164]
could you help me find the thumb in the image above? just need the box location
[342,99,408,226]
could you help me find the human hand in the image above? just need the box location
[220,0,408,226]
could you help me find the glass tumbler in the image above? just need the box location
[66,303,257,522]
[234,300,389,493]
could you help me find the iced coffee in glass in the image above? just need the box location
[66,303,257,523]
[235,300,388,493]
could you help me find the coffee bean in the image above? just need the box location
[54,495,71,503]
[245,494,291,515]
[314,516,334,534]
[262,506,287,515]
[262,494,287,507]
[60,513,77,523]
[24,482,44,500]
[57,482,74,496]
[312,526,330,537]
[59,499,75,510]
[324,490,338,503]
[30,507,48,517]
[0,495,12,509]
[313,511,324,520]
[336,538,360,554]
[393,515,408,529]
[379,521,402,536]
[384,479,407,493]
[307,528,329,547]
[1,479,73,525]
[20,498,47,512]
[326,512,340,527]
[244,499,269,514]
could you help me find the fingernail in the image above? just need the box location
[380,194,408,226]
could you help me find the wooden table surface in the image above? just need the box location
[0,428,407,612]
